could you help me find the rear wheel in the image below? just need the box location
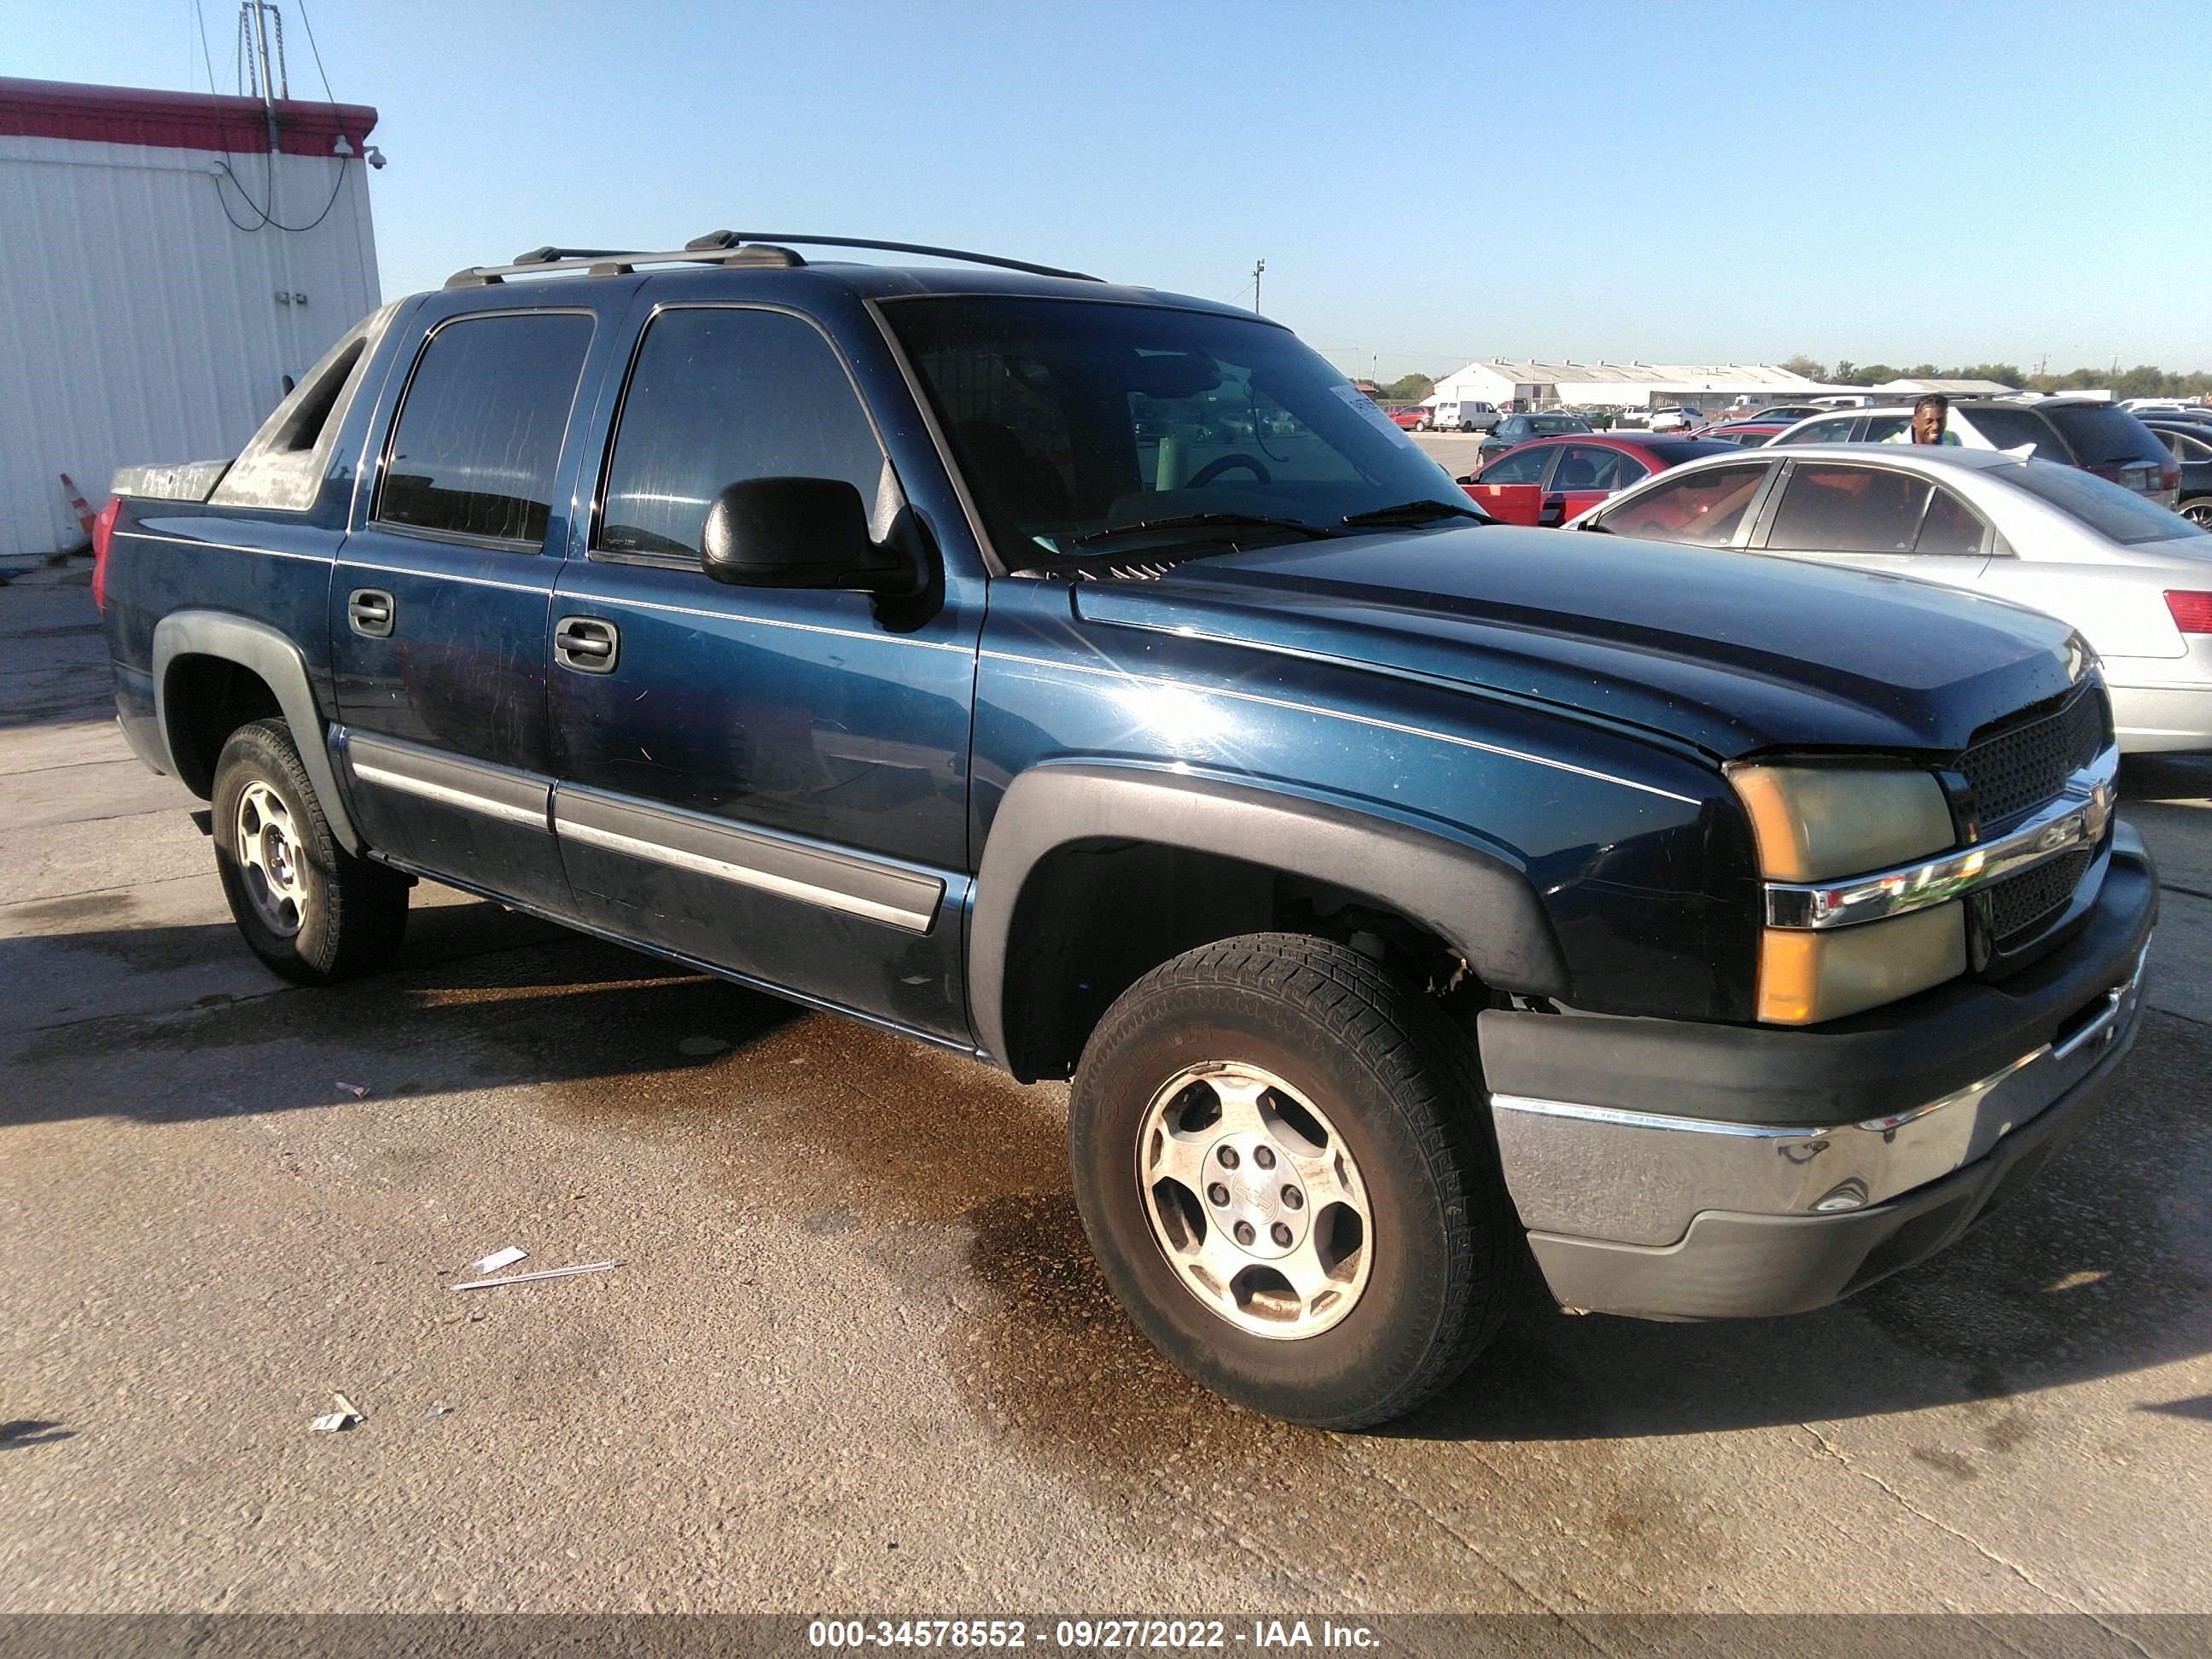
[1068,934,1516,1429]
[212,719,409,984]
[2182,498,2212,527]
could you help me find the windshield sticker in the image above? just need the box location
[1332,383,1411,439]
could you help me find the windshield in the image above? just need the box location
[882,297,1471,567]
[2010,461,2209,546]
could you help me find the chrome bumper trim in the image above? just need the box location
[1764,745,2118,931]
[1490,940,2149,1248]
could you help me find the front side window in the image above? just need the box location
[1964,405,2064,457]
[598,308,891,560]
[1480,445,1553,486]
[1767,465,1931,553]
[1596,463,1770,544]
[377,312,594,544]
[1777,416,1854,446]
[884,297,1470,567]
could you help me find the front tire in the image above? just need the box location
[1068,934,1515,1429]
[212,718,410,985]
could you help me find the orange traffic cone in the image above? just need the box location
[59,474,97,540]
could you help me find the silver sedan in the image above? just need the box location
[1567,444,2212,752]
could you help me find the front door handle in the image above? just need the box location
[347,588,394,638]
[555,615,620,674]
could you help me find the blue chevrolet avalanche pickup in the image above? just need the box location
[95,233,2157,1428]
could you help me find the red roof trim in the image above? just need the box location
[0,77,377,157]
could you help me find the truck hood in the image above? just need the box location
[1068,526,2087,757]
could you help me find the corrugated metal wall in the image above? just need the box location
[0,136,380,559]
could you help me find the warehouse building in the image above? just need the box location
[0,78,381,561]
[1428,358,1848,416]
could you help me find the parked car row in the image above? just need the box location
[1767,397,2181,508]
[1566,445,2212,751]
[1453,393,2211,749]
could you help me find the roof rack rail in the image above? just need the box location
[445,242,807,288]
[682,230,1100,282]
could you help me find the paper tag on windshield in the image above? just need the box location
[1332,383,1411,438]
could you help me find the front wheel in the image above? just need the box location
[1068,934,1516,1429]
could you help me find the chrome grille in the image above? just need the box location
[1959,687,2106,829]
[1987,848,2095,947]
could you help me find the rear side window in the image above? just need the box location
[1767,465,1930,553]
[598,308,891,560]
[377,312,594,544]
[1862,414,1909,443]
[1597,463,1770,544]
[2039,404,2169,469]
[1917,488,1988,556]
[1964,405,2065,457]
[1551,445,1640,491]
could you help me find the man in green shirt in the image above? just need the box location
[1883,392,1962,445]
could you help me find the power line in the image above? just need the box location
[294,0,336,103]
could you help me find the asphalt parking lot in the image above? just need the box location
[3,565,2210,1622]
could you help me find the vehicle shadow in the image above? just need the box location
[0,907,806,1130]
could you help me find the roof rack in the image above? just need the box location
[445,242,806,288]
[682,230,1100,282]
[443,230,1101,290]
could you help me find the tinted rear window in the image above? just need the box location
[1644,439,1741,465]
[378,312,594,544]
[2038,404,2169,468]
[1527,416,1587,434]
[2010,463,2208,545]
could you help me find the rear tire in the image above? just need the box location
[1068,933,1515,1429]
[212,718,409,985]
[2182,498,2211,527]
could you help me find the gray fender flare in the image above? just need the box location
[968,763,1569,1069]
[152,609,364,853]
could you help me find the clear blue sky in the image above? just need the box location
[9,0,2209,381]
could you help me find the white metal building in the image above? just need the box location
[0,78,381,560]
[1429,358,1848,416]
[1871,377,2018,397]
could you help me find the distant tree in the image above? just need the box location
[1852,364,1899,387]
[1831,359,1860,384]
[1381,372,1439,405]
[1779,354,1828,381]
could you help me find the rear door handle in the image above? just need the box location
[347,588,394,638]
[555,615,620,674]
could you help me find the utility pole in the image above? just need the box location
[1251,258,1265,313]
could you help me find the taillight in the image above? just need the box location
[2166,591,2212,634]
[90,495,120,612]
[2163,463,2182,493]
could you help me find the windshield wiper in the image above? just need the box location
[1340,498,1492,527]
[1069,512,1339,550]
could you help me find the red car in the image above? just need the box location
[1458,434,1742,526]
[1388,405,1430,430]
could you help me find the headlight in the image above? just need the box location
[1727,764,1955,881]
[1729,764,1965,1025]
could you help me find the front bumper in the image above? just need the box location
[1479,829,2158,1319]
